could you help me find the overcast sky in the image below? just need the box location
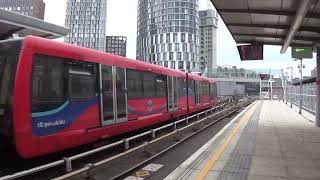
[43,0,316,77]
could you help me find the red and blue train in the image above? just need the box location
[0,36,217,158]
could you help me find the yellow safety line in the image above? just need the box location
[196,103,257,180]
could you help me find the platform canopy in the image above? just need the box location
[210,0,320,53]
[0,8,69,40]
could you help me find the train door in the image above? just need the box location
[115,67,127,123]
[195,81,201,105]
[167,76,178,112]
[100,65,127,126]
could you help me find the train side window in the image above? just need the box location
[205,82,209,97]
[155,74,166,98]
[201,82,204,97]
[210,83,214,99]
[143,72,156,98]
[204,82,207,96]
[31,54,66,112]
[101,65,114,120]
[195,80,201,104]
[68,61,97,101]
[177,77,186,98]
[127,69,143,99]
[210,83,217,99]
[188,79,195,97]
[214,84,217,96]
[199,81,202,97]
[204,82,206,98]
[127,70,166,99]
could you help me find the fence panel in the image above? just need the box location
[287,84,316,114]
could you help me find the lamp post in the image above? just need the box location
[269,78,274,100]
[259,77,262,99]
[281,69,287,102]
[284,72,289,104]
[267,69,272,100]
[281,68,284,102]
[286,67,293,108]
[298,59,305,114]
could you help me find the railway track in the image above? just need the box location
[0,98,252,180]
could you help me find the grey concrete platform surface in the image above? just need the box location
[164,101,320,180]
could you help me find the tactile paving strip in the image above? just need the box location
[177,118,241,180]
[177,127,234,179]
[217,102,262,180]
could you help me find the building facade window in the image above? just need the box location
[178,61,183,69]
[169,52,173,60]
[106,36,127,57]
[171,61,175,69]
[175,43,180,51]
[177,52,181,60]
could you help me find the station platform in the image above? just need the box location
[164,100,320,180]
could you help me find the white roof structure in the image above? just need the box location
[0,8,69,40]
[210,0,320,53]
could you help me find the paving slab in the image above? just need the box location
[252,101,320,180]
[247,175,287,180]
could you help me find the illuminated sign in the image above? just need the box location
[259,74,270,80]
[291,47,313,59]
[237,45,263,61]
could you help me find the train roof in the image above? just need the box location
[188,73,215,83]
[22,35,216,83]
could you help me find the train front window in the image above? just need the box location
[0,40,22,136]
[0,58,7,103]
[0,40,21,106]
[31,54,66,113]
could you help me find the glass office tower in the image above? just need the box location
[136,0,200,71]
[65,0,107,51]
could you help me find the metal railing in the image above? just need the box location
[53,104,243,180]
[286,84,316,114]
[210,72,259,79]
[0,100,239,180]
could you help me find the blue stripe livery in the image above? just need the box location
[31,101,70,118]
[31,97,98,137]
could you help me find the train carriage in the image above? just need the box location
[0,36,217,158]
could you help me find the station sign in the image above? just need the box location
[291,47,313,59]
[259,73,270,80]
[237,45,263,61]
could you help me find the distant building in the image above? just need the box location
[271,78,284,99]
[106,36,127,57]
[65,0,107,51]
[136,0,200,71]
[199,9,218,72]
[0,0,45,20]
